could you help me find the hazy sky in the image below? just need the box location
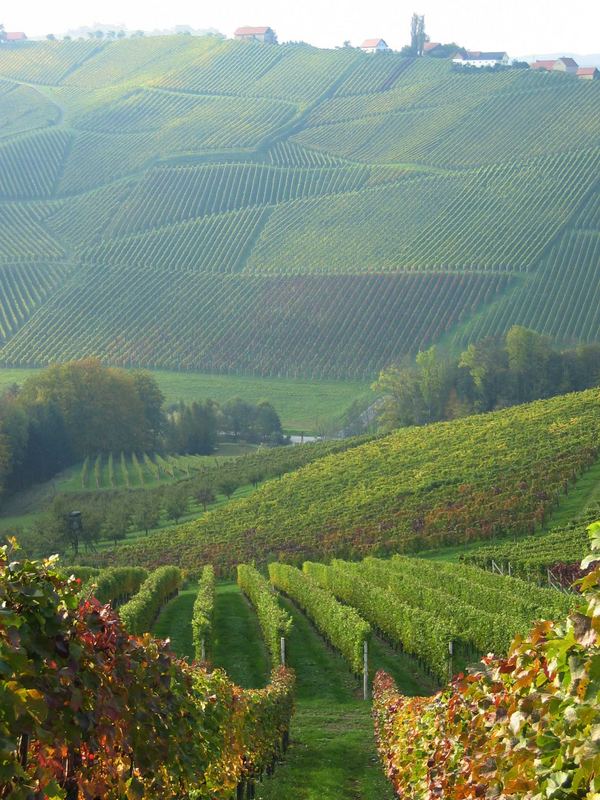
[3,0,599,56]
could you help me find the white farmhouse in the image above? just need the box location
[360,38,391,54]
[453,51,509,67]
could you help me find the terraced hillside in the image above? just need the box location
[0,38,598,377]
[104,387,600,570]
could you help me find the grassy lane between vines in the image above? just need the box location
[152,581,436,799]
[256,596,436,800]
[211,581,270,688]
[151,581,198,661]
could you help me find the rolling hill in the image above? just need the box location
[103,387,600,570]
[0,37,598,378]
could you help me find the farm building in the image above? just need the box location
[234,26,277,44]
[553,57,579,74]
[1,32,27,42]
[577,66,599,80]
[423,42,442,54]
[531,57,580,75]
[453,51,509,67]
[360,39,391,54]
[531,59,558,71]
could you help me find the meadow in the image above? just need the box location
[0,367,371,432]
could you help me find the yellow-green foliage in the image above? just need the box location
[107,388,600,570]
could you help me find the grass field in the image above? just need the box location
[153,580,435,799]
[0,367,371,433]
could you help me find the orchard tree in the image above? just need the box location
[219,479,238,500]
[195,485,216,511]
[132,494,162,535]
[103,502,132,547]
[165,484,189,523]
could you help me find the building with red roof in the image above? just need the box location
[360,38,391,54]
[577,66,599,80]
[531,59,557,71]
[2,32,27,43]
[234,26,277,44]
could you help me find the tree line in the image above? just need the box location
[0,359,284,499]
[373,327,600,430]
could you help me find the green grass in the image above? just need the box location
[211,582,270,688]
[0,367,370,433]
[152,581,198,661]
[154,577,434,797]
[256,596,434,799]
[544,455,600,529]
[152,578,435,799]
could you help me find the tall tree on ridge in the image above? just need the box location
[410,13,426,56]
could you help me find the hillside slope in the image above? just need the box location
[0,38,598,377]
[105,387,600,570]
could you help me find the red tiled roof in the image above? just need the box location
[4,32,27,41]
[361,39,387,48]
[531,60,556,70]
[423,42,441,52]
[234,26,271,36]
[577,67,598,75]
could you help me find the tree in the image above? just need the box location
[505,326,552,403]
[131,371,165,449]
[80,507,103,552]
[415,346,448,422]
[372,363,425,430]
[219,479,238,500]
[195,485,215,511]
[46,34,56,40]
[409,13,426,56]
[254,401,282,441]
[19,360,150,457]
[459,338,508,411]
[247,471,264,488]
[222,398,254,439]
[164,484,189,524]
[103,502,132,547]
[132,494,161,535]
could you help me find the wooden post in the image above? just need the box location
[363,640,369,700]
[201,638,206,661]
[280,636,286,666]
[448,640,453,681]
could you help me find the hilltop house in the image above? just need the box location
[234,26,277,44]
[453,51,509,67]
[531,59,558,71]
[1,31,27,43]
[360,38,391,54]
[531,57,579,74]
[423,41,442,54]
[554,57,579,74]
[577,66,599,80]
